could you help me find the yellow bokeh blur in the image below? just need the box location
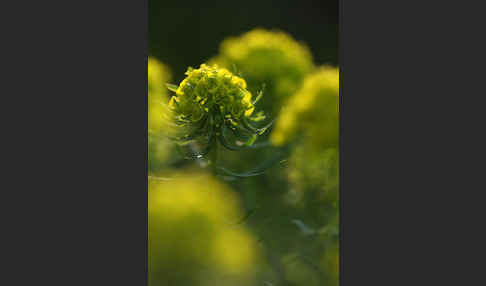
[210,28,315,116]
[148,171,261,286]
[148,57,173,135]
[271,66,339,147]
[148,57,174,167]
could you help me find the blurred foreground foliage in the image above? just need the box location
[149,28,339,286]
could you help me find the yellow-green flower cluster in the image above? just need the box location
[271,66,339,148]
[210,28,314,115]
[149,172,261,285]
[169,64,254,124]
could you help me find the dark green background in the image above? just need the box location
[149,0,338,83]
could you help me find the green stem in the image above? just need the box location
[210,139,219,175]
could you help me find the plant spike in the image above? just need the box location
[242,116,274,135]
[251,83,265,105]
[243,134,258,147]
[166,83,178,92]
[159,64,284,178]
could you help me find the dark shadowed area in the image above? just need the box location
[149,0,338,83]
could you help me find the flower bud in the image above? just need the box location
[169,64,255,125]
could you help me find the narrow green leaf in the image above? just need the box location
[252,83,265,105]
[242,116,259,133]
[252,90,264,105]
[219,132,246,151]
[234,207,260,225]
[166,83,178,92]
[217,166,266,178]
[291,219,316,235]
[247,141,271,149]
[243,134,258,146]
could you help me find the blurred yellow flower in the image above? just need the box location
[148,57,172,135]
[148,57,171,95]
[271,66,339,204]
[148,57,175,168]
[271,66,339,148]
[148,172,261,286]
[210,28,314,116]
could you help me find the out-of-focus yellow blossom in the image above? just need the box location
[210,28,314,116]
[148,57,172,134]
[149,172,261,286]
[148,57,175,168]
[271,66,339,148]
[271,67,339,205]
[169,64,255,123]
[149,57,170,95]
